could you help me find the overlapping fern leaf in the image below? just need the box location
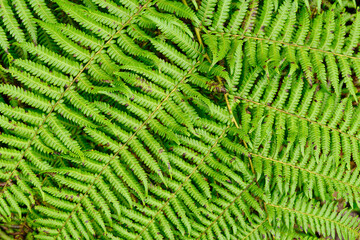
[1,0,360,239]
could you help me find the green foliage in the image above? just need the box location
[1,0,360,239]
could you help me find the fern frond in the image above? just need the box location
[0,0,26,43]
[1,1,360,239]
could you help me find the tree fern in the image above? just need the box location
[1,0,360,239]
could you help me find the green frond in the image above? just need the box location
[27,0,57,24]
[267,192,360,239]
[0,84,52,112]
[13,0,37,44]
[1,1,360,240]
[157,0,199,24]
[21,42,81,76]
[0,25,9,53]
[0,0,26,43]
[54,0,114,40]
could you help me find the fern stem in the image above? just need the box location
[134,125,229,239]
[194,26,213,66]
[225,93,270,221]
[224,93,239,128]
[185,22,270,240]
[195,178,256,240]
[195,27,204,48]
[199,22,271,223]
[181,0,188,7]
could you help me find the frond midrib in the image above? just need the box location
[235,96,360,142]
[134,125,230,239]
[207,31,360,61]
[267,203,360,237]
[241,217,269,240]
[195,178,256,240]
[249,152,360,192]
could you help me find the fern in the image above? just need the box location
[1,0,360,239]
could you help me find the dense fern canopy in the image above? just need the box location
[1,0,360,239]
